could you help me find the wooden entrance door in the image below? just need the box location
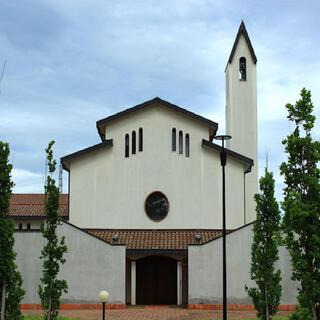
[136,255,177,305]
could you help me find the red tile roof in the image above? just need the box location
[10,194,68,218]
[85,229,223,250]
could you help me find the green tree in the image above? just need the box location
[280,88,320,320]
[0,141,24,320]
[246,168,282,320]
[38,141,68,320]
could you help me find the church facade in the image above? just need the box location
[11,22,298,308]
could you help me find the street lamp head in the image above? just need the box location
[99,290,109,303]
[214,135,232,141]
[214,135,231,166]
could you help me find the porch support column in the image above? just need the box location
[177,261,182,305]
[131,260,136,305]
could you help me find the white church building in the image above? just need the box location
[11,22,298,309]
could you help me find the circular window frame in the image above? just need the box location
[144,191,169,222]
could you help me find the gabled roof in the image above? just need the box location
[61,139,113,171]
[96,97,218,141]
[10,194,69,219]
[227,21,257,65]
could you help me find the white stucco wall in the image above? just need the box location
[14,221,126,304]
[188,223,299,305]
[68,103,251,229]
[225,34,258,223]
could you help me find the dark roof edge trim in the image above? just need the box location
[227,21,257,68]
[84,228,223,232]
[14,230,41,233]
[12,215,69,221]
[12,216,50,221]
[96,97,218,140]
[11,193,69,196]
[61,219,126,247]
[189,220,255,247]
[127,249,187,252]
[202,139,254,170]
[61,139,113,170]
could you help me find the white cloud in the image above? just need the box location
[12,168,44,193]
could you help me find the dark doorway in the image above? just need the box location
[136,255,177,305]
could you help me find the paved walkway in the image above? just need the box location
[24,306,292,319]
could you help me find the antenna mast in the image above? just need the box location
[59,164,63,193]
[44,156,47,193]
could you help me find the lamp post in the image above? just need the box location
[99,290,109,320]
[214,134,231,320]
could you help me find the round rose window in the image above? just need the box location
[145,191,169,221]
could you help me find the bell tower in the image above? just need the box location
[225,21,258,223]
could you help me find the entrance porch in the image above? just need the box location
[126,250,188,306]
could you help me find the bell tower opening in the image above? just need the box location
[239,56,246,81]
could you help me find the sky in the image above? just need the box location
[1,0,320,202]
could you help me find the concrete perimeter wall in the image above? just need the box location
[189,223,299,305]
[14,221,126,304]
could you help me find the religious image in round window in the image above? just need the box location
[145,191,169,221]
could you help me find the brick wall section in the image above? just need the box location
[188,304,297,311]
[21,304,126,310]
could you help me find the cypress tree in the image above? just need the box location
[246,168,282,320]
[38,141,68,320]
[0,141,24,320]
[280,88,320,320]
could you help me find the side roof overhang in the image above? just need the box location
[189,220,255,248]
[202,139,254,173]
[96,97,218,141]
[227,20,257,68]
[61,139,113,171]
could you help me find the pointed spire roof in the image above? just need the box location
[227,21,257,64]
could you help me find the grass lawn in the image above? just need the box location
[24,316,290,320]
[23,315,291,320]
[24,316,80,320]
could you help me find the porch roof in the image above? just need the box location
[85,229,224,250]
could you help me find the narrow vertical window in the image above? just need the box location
[172,128,176,151]
[27,223,31,230]
[239,57,246,81]
[139,127,143,152]
[185,133,190,157]
[179,130,183,154]
[125,134,129,157]
[132,131,136,154]
[18,223,22,230]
